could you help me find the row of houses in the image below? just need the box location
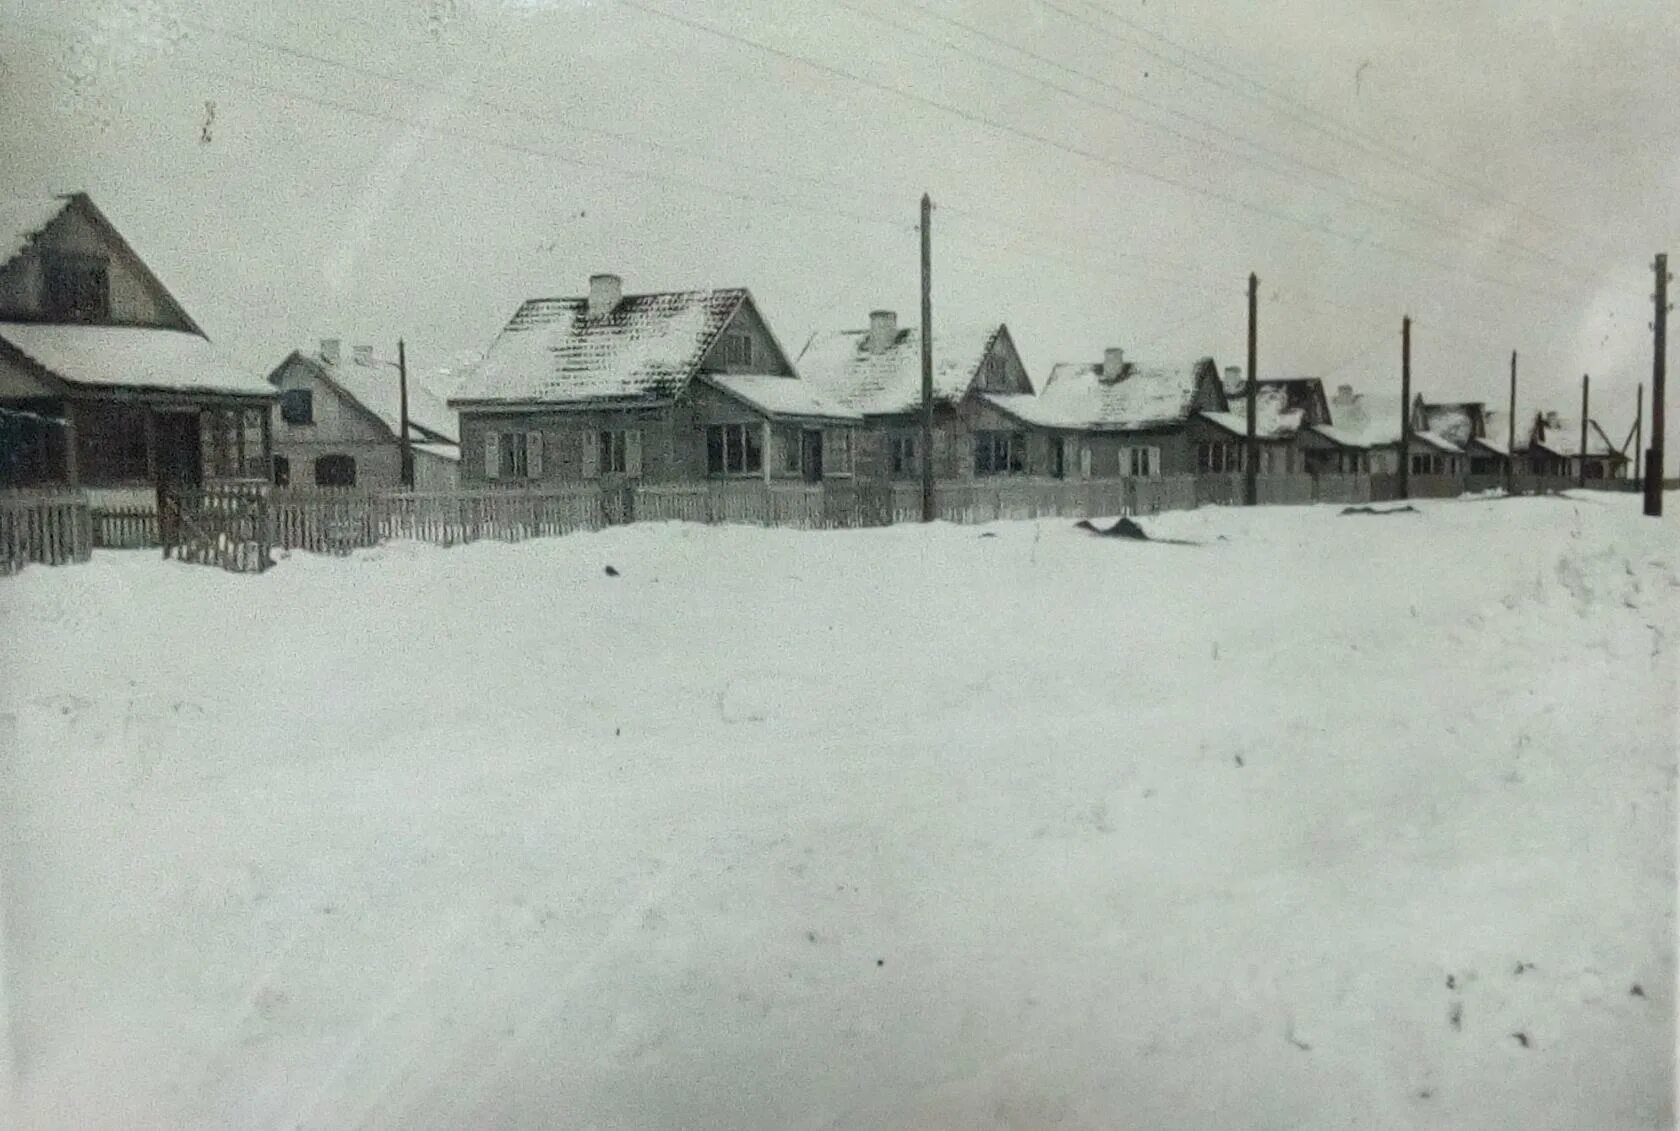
[0,192,1632,508]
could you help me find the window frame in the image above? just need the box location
[279,388,314,425]
[706,422,763,477]
[42,251,110,323]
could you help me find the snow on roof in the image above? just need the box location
[703,373,861,423]
[797,322,1001,415]
[984,357,1213,431]
[1307,424,1370,449]
[451,289,746,405]
[0,322,272,397]
[0,196,70,269]
[412,442,460,463]
[310,351,458,443]
[1200,407,1306,440]
[1420,403,1480,447]
[1479,410,1513,456]
[1413,430,1463,454]
[1528,415,1624,459]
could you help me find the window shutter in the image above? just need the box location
[626,429,643,478]
[1079,445,1092,480]
[582,430,600,478]
[526,431,544,479]
[1150,446,1162,477]
[484,431,500,480]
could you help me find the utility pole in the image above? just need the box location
[1578,373,1589,488]
[1244,272,1258,507]
[920,193,935,523]
[1647,252,1668,517]
[1634,383,1643,483]
[398,338,414,489]
[1506,350,1517,494]
[1398,316,1411,500]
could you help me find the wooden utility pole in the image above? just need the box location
[398,339,414,488]
[1244,272,1258,506]
[1634,383,1644,483]
[1578,374,1589,488]
[1398,316,1412,500]
[920,193,934,523]
[1506,350,1517,493]
[1648,252,1668,517]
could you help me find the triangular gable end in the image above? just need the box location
[1192,360,1228,414]
[2,194,204,336]
[267,350,402,444]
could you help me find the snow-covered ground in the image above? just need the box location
[2,494,1675,1130]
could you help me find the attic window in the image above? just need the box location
[43,252,110,322]
[280,388,314,425]
[718,331,754,367]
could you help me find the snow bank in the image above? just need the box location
[1,495,1675,1129]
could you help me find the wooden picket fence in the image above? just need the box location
[0,489,92,573]
[0,468,1622,576]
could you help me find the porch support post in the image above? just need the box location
[62,400,80,489]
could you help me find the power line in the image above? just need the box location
[835,0,1582,279]
[616,0,1585,305]
[164,13,1236,297]
[1054,0,1616,254]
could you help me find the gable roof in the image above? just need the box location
[1228,377,1331,424]
[450,288,751,407]
[277,349,458,444]
[0,322,272,397]
[701,373,860,424]
[797,322,1004,415]
[0,193,203,337]
[1201,382,1310,439]
[1326,387,1463,452]
[1525,414,1626,460]
[985,357,1224,431]
[1415,400,1489,448]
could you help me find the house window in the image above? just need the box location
[781,428,801,473]
[599,430,627,474]
[484,430,544,480]
[1196,441,1245,473]
[241,409,266,477]
[978,354,1006,391]
[314,454,356,486]
[43,252,110,322]
[1122,445,1161,478]
[1410,453,1445,475]
[1049,437,1066,479]
[280,388,314,425]
[889,433,917,476]
[824,429,853,476]
[974,430,1025,475]
[718,332,754,367]
[273,455,290,486]
[76,404,149,483]
[706,423,762,475]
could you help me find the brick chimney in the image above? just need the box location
[868,310,898,353]
[352,344,374,367]
[320,338,341,366]
[1100,347,1126,383]
[588,273,622,318]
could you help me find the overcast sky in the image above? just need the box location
[1,0,1675,432]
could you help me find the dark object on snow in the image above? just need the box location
[1446,974,1457,990]
[1631,983,1646,997]
[604,565,620,577]
[1511,1031,1531,1048]
[979,532,998,538]
[1449,1002,1462,1030]
[1514,961,1533,975]
[1341,504,1419,516]
[1075,517,1145,537]
[1234,754,1244,767]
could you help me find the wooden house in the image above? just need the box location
[0,193,274,507]
[448,275,860,486]
[268,340,459,490]
[1414,397,1508,476]
[1326,384,1465,476]
[796,311,1044,481]
[1518,410,1628,480]
[977,348,1231,478]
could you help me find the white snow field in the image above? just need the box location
[2,494,1675,1130]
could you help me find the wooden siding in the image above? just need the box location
[696,297,796,376]
[0,201,192,329]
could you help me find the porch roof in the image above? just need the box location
[1198,408,1305,441]
[0,323,272,398]
[703,372,862,424]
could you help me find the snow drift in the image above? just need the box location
[1,494,1675,1129]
